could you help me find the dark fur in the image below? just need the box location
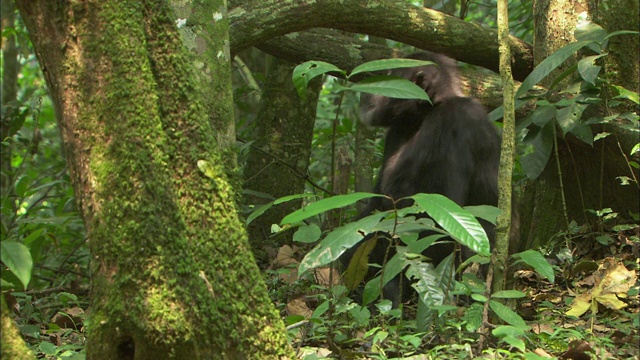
[346,52,501,305]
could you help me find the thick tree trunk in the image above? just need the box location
[15,1,292,358]
[521,0,639,249]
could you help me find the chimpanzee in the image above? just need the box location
[345,51,501,306]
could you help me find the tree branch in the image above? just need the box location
[229,0,533,81]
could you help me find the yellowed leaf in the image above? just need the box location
[286,297,312,318]
[600,263,636,294]
[566,292,592,317]
[595,292,628,310]
[343,236,378,290]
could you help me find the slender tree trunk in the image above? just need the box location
[244,57,320,259]
[15,1,292,358]
[493,0,516,294]
[1,0,19,207]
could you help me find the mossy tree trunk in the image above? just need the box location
[1,296,35,360]
[15,1,292,358]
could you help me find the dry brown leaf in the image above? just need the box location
[286,297,312,318]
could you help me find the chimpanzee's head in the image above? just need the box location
[359,51,464,127]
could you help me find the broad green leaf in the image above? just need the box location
[531,104,556,127]
[577,55,605,85]
[516,41,593,98]
[520,122,554,180]
[462,302,484,332]
[298,212,386,275]
[349,76,431,100]
[292,61,344,100]
[613,85,639,104]
[492,325,525,337]
[415,253,455,332]
[569,123,593,145]
[293,224,322,243]
[556,103,588,136]
[40,342,57,355]
[311,299,330,319]
[15,176,28,198]
[350,58,435,77]
[246,202,274,225]
[471,293,488,302]
[0,241,33,290]
[575,17,607,52]
[378,217,437,237]
[411,194,490,256]
[493,325,527,352]
[246,193,317,225]
[362,275,383,305]
[500,336,526,352]
[489,300,528,330]
[512,249,555,283]
[358,245,436,305]
[22,228,45,246]
[464,205,501,225]
[281,192,381,224]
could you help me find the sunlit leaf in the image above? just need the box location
[293,224,322,243]
[511,250,555,283]
[516,41,593,98]
[292,61,345,100]
[282,192,381,224]
[298,212,385,275]
[350,58,435,77]
[349,76,431,100]
[411,194,490,256]
[489,300,528,330]
[0,241,33,290]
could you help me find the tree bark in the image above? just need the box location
[1,295,35,360]
[15,1,292,358]
[1,0,19,201]
[492,0,516,295]
[244,57,320,259]
[521,0,639,249]
[228,0,534,81]
[170,1,237,168]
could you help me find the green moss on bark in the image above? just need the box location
[56,1,293,358]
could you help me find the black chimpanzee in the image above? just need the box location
[345,51,501,306]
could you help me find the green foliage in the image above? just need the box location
[1,18,87,358]
[490,21,639,181]
[292,58,434,102]
[1,241,32,289]
[281,193,491,283]
[511,250,556,283]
